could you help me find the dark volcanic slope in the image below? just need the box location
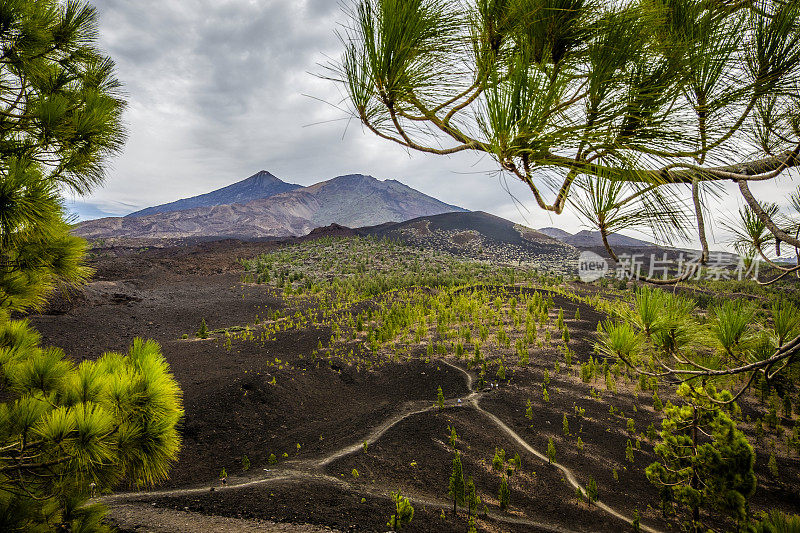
[538,227,654,247]
[75,174,466,240]
[126,170,301,218]
[362,211,577,270]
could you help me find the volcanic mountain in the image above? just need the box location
[537,227,654,248]
[359,211,577,269]
[74,173,466,240]
[127,170,301,218]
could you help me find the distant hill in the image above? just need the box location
[126,170,301,217]
[538,227,654,248]
[360,211,577,270]
[75,173,466,240]
[537,227,572,241]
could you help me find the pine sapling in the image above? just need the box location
[586,477,598,505]
[448,425,458,449]
[387,490,414,531]
[448,451,465,515]
[498,475,510,510]
[197,318,209,339]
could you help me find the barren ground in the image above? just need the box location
[27,240,800,532]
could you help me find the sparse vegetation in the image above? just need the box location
[388,489,414,531]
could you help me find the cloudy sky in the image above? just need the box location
[65,0,794,251]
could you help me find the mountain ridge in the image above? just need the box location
[359,210,577,269]
[75,173,467,240]
[126,170,302,218]
[537,227,655,248]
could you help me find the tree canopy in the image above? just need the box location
[0,0,125,311]
[0,322,183,532]
[0,2,183,531]
[332,0,800,279]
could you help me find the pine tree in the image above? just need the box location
[436,385,445,409]
[0,303,183,532]
[448,451,465,515]
[586,477,599,505]
[465,475,477,519]
[197,318,209,339]
[492,448,505,472]
[653,391,663,411]
[0,7,180,531]
[646,384,756,530]
[563,414,570,436]
[626,440,635,463]
[388,490,414,531]
[498,475,510,510]
[547,438,556,464]
[768,452,779,478]
[0,2,125,313]
[448,425,458,449]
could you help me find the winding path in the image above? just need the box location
[104,358,661,533]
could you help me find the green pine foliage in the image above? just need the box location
[197,318,209,339]
[768,453,779,478]
[492,448,505,472]
[586,477,598,505]
[653,391,663,411]
[448,425,458,449]
[448,451,465,514]
[0,0,125,314]
[498,475,510,510]
[626,440,635,463]
[646,384,756,529]
[387,489,414,531]
[465,476,477,519]
[0,316,183,532]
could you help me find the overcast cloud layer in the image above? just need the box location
[64,0,795,252]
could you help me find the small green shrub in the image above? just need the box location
[197,318,209,339]
[387,489,414,531]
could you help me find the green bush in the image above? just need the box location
[197,318,209,339]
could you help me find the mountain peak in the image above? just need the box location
[126,170,301,218]
[79,172,468,240]
[249,170,281,182]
